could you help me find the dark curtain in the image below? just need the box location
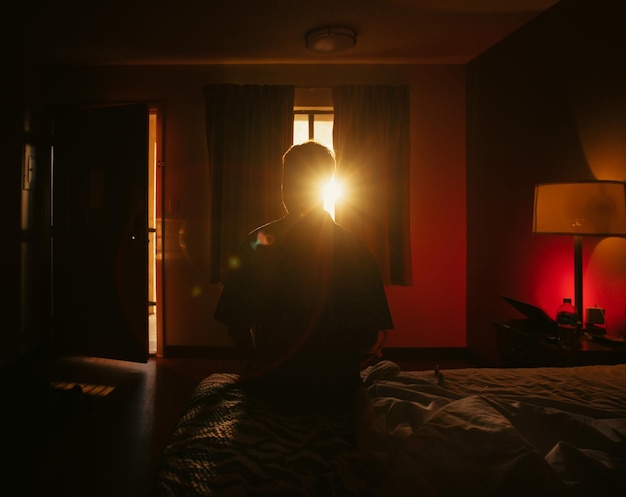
[332,85,412,285]
[204,84,295,283]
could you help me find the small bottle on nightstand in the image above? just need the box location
[556,298,578,349]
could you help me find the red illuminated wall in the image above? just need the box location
[385,67,467,348]
[37,64,467,355]
[466,0,626,363]
[29,0,625,363]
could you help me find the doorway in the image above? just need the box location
[52,102,163,362]
[148,106,163,356]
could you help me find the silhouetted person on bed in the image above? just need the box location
[215,141,393,410]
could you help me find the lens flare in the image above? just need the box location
[322,178,343,220]
[251,231,274,250]
[228,255,241,269]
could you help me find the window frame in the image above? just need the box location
[293,108,334,146]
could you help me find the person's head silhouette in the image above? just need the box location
[281,141,336,216]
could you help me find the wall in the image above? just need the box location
[467,0,626,363]
[2,58,53,367]
[41,64,467,354]
[2,72,27,367]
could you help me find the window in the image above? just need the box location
[293,109,334,149]
[293,106,340,219]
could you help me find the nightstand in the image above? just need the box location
[493,319,626,367]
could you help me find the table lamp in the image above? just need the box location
[532,180,626,325]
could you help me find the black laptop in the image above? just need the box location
[501,295,557,335]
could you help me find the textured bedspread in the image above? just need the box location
[154,361,626,497]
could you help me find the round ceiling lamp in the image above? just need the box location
[305,26,357,54]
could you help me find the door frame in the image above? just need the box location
[50,101,165,362]
[150,103,165,357]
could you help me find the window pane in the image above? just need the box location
[314,114,334,150]
[293,113,334,149]
[293,115,310,145]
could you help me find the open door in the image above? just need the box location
[52,103,149,363]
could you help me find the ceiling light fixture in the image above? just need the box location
[305,26,357,54]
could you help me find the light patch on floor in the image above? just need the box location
[52,381,116,397]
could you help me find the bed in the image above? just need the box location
[153,360,626,497]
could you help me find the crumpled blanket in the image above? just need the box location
[360,361,626,497]
[154,361,626,497]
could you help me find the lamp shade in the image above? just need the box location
[533,181,626,236]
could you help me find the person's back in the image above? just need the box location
[214,141,392,407]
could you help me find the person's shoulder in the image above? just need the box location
[241,216,288,251]
[247,219,278,237]
[254,214,290,234]
[334,224,372,254]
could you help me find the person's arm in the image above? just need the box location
[355,242,394,365]
[359,329,389,367]
[214,237,261,358]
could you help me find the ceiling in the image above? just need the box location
[21,0,560,66]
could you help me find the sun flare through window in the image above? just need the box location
[293,108,340,219]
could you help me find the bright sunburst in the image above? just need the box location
[322,177,344,221]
